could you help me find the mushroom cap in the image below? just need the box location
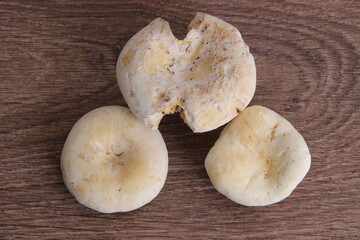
[61,106,168,213]
[205,105,311,206]
[117,13,256,132]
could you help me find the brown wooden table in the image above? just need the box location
[1,1,359,239]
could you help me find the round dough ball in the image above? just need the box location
[61,106,168,213]
[205,105,311,206]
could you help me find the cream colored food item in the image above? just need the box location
[205,105,311,206]
[61,106,168,213]
[116,12,256,133]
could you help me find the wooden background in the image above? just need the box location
[1,0,359,239]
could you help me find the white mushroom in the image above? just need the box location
[205,105,311,206]
[116,12,256,133]
[61,106,168,213]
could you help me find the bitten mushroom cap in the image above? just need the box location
[205,105,311,206]
[61,106,168,213]
[116,12,256,133]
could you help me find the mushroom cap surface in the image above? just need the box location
[117,13,256,132]
[61,106,168,213]
[205,105,311,206]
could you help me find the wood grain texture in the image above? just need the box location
[1,0,359,239]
